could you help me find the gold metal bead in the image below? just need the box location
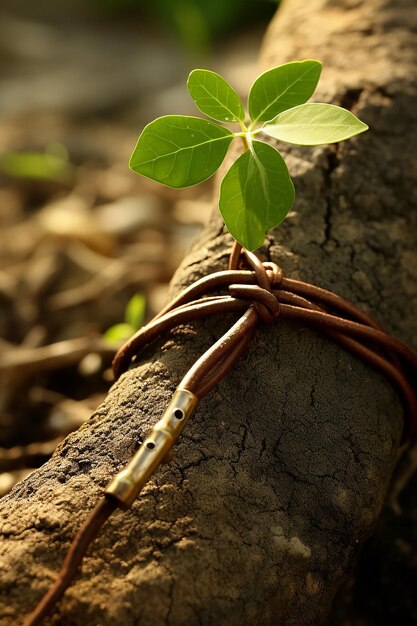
[105,388,198,508]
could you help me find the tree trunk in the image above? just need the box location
[1,0,416,625]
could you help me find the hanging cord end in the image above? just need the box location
[105,388,198,509]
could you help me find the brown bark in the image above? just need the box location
[1,0,416,625]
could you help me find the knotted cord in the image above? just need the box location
[23,242,417,625]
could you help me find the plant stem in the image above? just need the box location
[241,134,250,152]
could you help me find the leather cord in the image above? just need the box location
[23,242,417,625]
[113,244,417,440]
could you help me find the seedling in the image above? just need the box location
[129,60,368,251]
[0,146,72,183]
[104,293,146,345]
[23,61,417,626]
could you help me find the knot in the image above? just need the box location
[228,242,282,289]
[230,249,282,322]
[263,261,283,288]
[229,284,280,323]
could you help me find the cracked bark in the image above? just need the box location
[1,0,417,624]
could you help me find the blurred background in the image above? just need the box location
[0,0,279,495]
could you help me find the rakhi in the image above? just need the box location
[23,242,417,625]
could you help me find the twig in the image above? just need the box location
[46,263,156,311]
[0,437,64,473]
[1,336,114,378]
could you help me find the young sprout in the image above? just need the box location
[129,60,368,251]
[104,293,146,345]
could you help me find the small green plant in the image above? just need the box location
[104,293,146,345]
[0,145,72,183]
[129,60,368,250]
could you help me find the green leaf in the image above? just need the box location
[219,140,295,251]
[248,60,322,125]
[262,103,369,145]
[125,293,146,330]
[187,69,245,123]
[103,323,135,345]
[0,151,72,182]
[129,115,233,188]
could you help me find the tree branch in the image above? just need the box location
[1,0,416,624]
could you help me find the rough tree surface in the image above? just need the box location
[0,0,416,624]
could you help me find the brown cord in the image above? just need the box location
[112,251,417,438]
[113,297,248,379]
[181,307,258,396]
[23,497,117,626]
[23,241,417,625]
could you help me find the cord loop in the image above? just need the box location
[23,241,417,626]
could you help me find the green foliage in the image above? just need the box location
[125,294,146,329]
[187,69,245,123]
[0,149,72,182]
[248,60,322,125]
[104,294,146,345]
[136,0,279,54]
[220,141,294,250]
[129,62,368,250]
[129,116,233,188]
[261,103,368,145]
[103,323,136,345]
